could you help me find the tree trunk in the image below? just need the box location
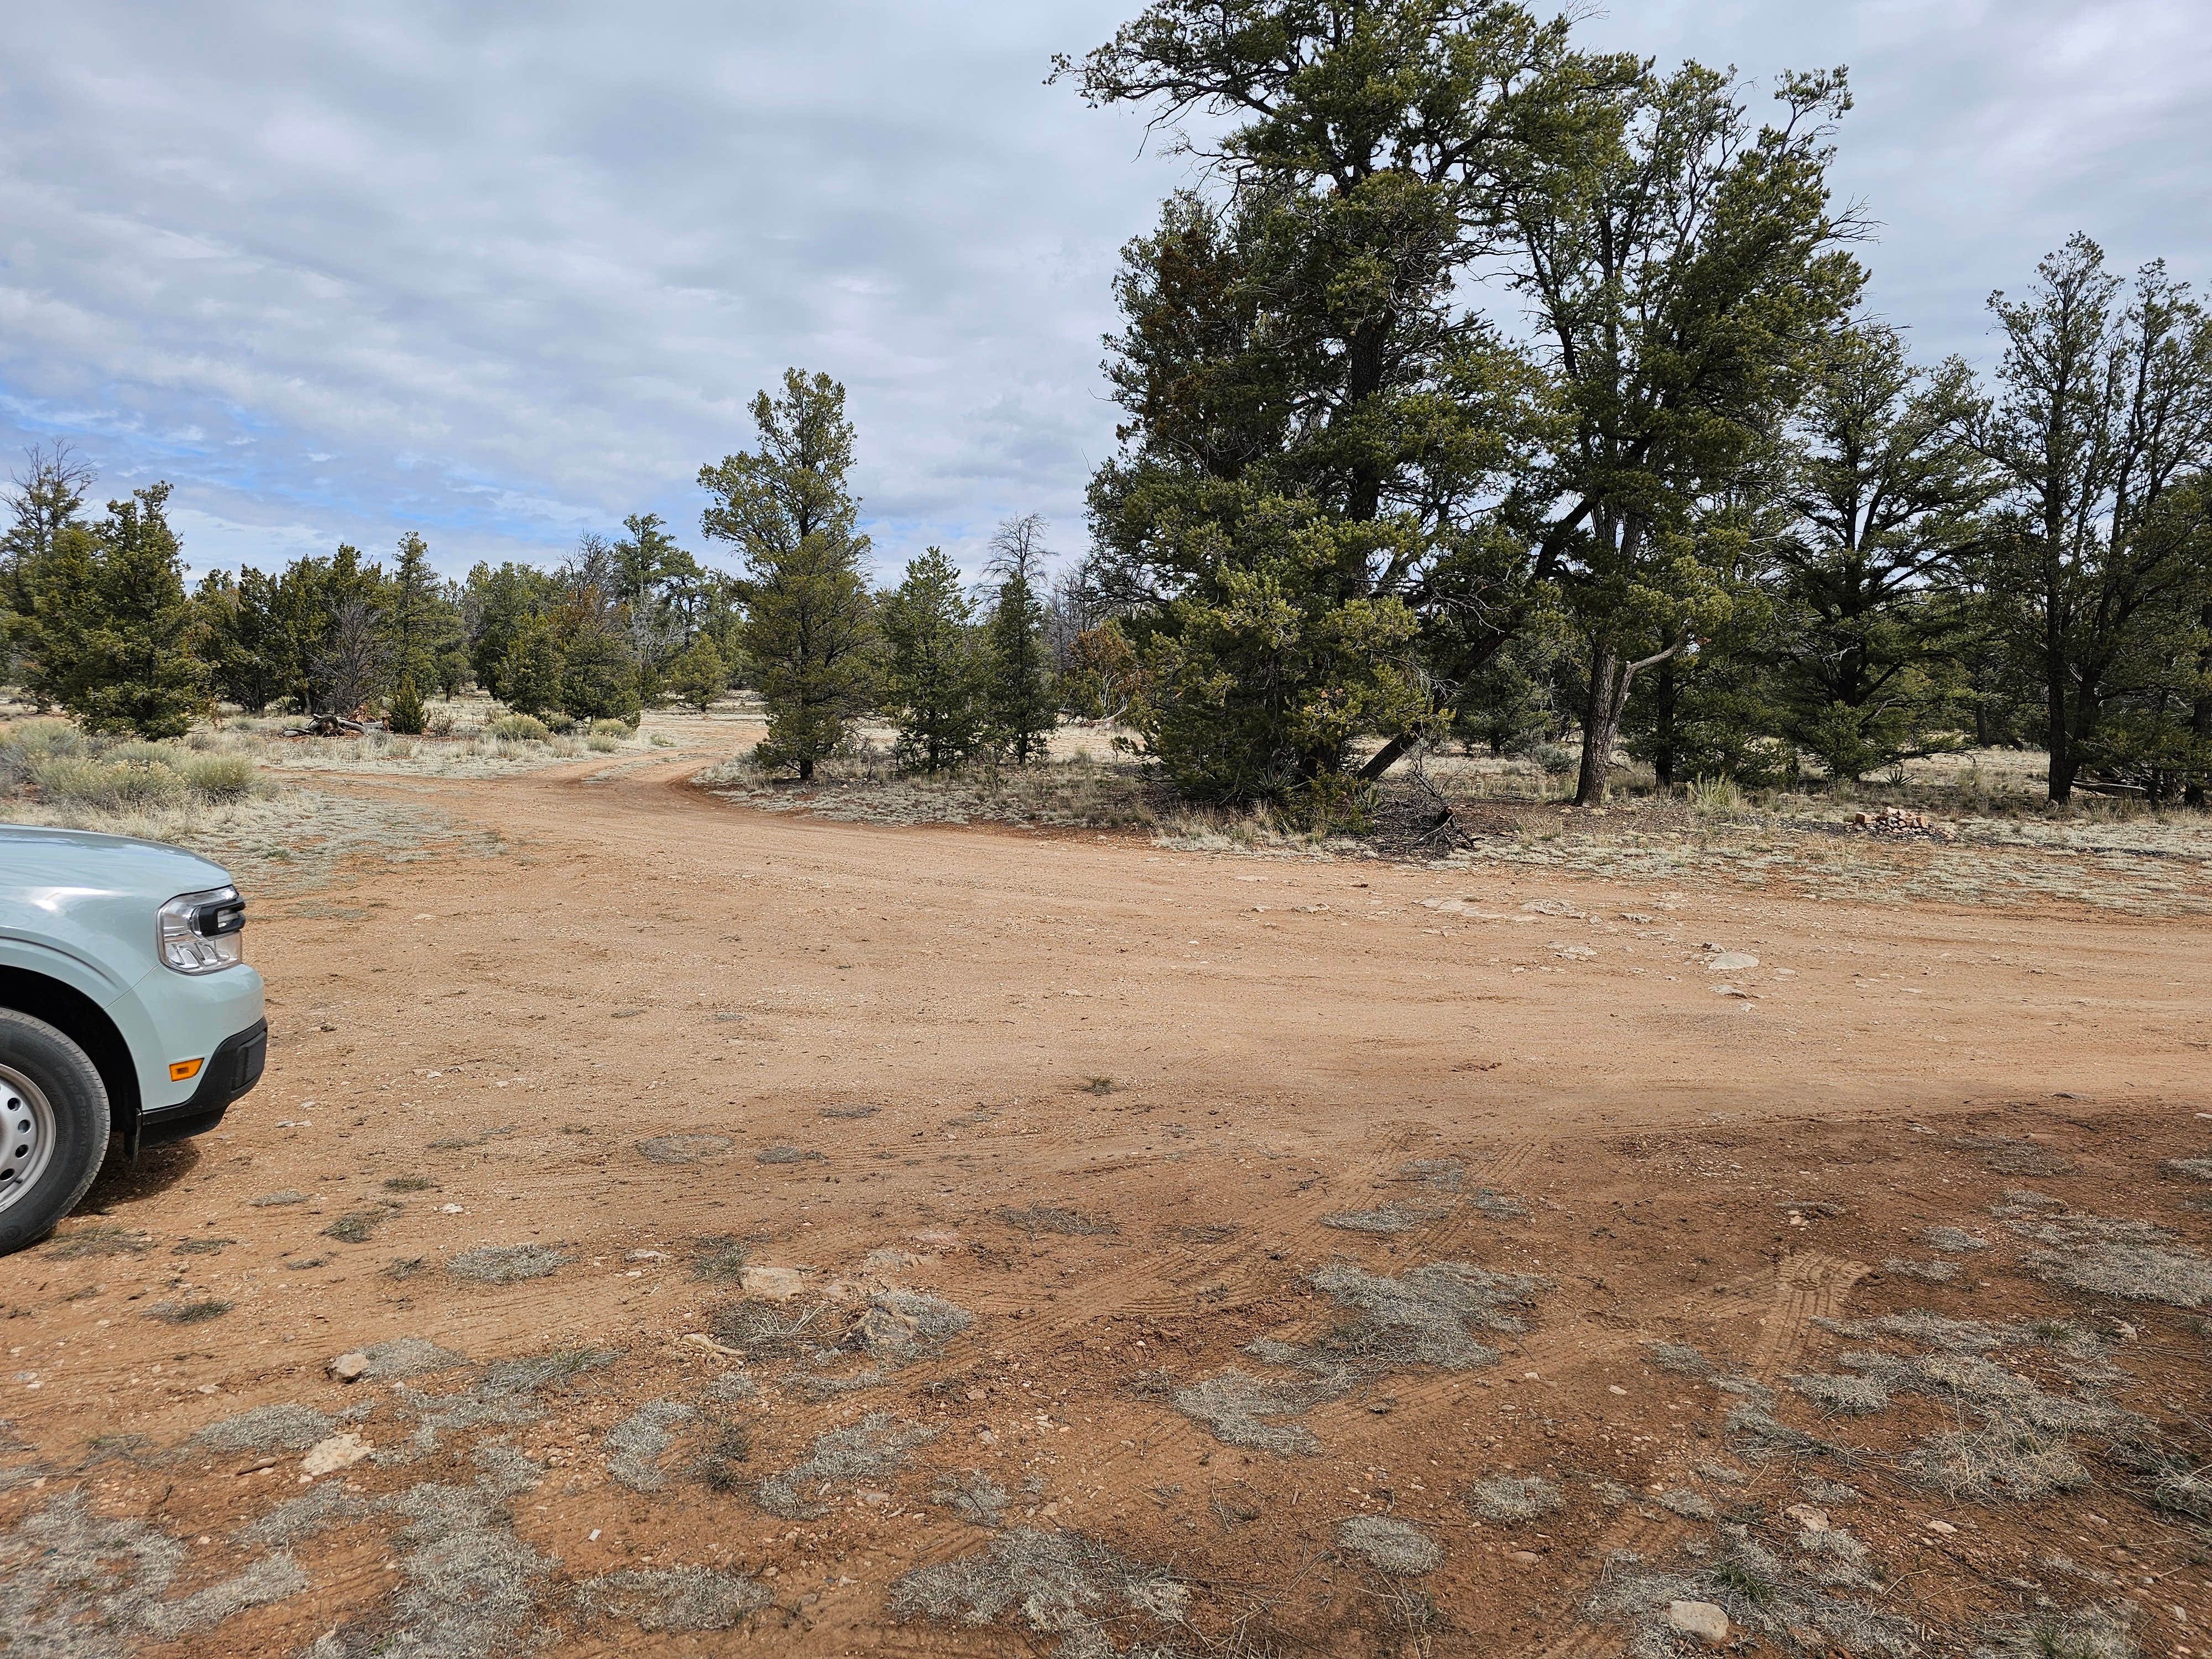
[1358,732,1415,782]
[2188,602,2211,808]
[2045,654,2072,805]
[1575,641,1624,807]
[1650,652,1679,789]
[798,755,815,782]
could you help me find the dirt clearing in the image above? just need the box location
[4,746,2209,1656]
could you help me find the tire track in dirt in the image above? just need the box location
[1519,1248,1869,1659]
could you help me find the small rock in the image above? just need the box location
[1667,1600,1731,1645]
[301,1432,372,1477]
[852,1303,922,1354]
[326,1352,370,1384]
[1924,1519,1957,1535]
[740,1265,808,1301]
[1509,1549,1541,1564]
[1785,1503,1830,1532]
[1705,951,1759,972]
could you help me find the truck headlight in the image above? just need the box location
[158,886,246,974]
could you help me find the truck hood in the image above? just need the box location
[0,823,234,900]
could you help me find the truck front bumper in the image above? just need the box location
[138,1017,268,1146]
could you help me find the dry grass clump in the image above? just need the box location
[1,721,265,817]
[1976,1601,2137,1659]
[1907,1425,2091,1500]
[147,1298,232,1324]
[687,1234,749,1282]
[1787,1373,1891,1415]
[635,1133,733,1165]
[998,1204,1117,1238]
[0,1490,309,1649]
[1584,1527,1918,1659]
[2160,1156,2212,1182]
[349,1338,466,1380]
[487,713,551,742]
[689,1423,755,1493]
[1882,1258,1958,1282]
[700,750,1169,833]
[195,1404,334,1454]
[932,1470,1010,1527]
[447,1244,571,1284]
[1925,1225,1991,1252]
[755,1412,936,1520]
[2007,1210,2212,1307]
[1304,1259,1542,1370]
[1171,1259,1545,1456]
[709,1298,823,1361]
[1336,1515,1442,1575]
[574,1566,769,1633]
[44,1225,152,1259]
[1465,1474,1562,1522]
[604,1400,697,1492]
[888,1527,1188,1648]
[1172,1371,1328,1456]
[1322,1203,1444,1234]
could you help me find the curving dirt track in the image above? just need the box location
[8,745,2210,1658]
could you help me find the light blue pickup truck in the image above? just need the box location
[0,825,267,1253]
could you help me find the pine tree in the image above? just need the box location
[388,674,427,734]
[698,369,878,780]
[386,531,440,693]
[983,570,1055,764]
[881,546,980,770]
[668,635,728,713]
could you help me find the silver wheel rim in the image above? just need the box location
[0,1062,58,1218]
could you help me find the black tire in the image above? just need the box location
[0,1008,112,1256]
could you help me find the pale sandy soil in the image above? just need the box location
[4,739,2208,1658]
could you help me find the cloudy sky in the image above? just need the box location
[3,1,2206,584]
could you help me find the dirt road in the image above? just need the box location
[9,748,2210,1657]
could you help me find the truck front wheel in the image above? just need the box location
[0,1009,113,1255]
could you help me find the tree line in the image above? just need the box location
[0,374,1067,776]
[7,1,2211,809]
[1047,0,2212,810]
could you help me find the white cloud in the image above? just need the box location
[2,0,2205,581]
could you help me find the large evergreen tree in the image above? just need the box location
[1765,321,1995,780]
[16,483,208,738]
[1973,237,2212,802]
[880,546,981,771]
[698,369,877,780]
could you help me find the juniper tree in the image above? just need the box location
[15,483,209,737]
[668,634,729,713]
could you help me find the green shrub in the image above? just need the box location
[0,718,84,759]
[589,718,631,739]
[32,755,185,808]
[541,711,577,734]
[104,739,181,768]
[388,675,427,735]
[180,753,258,800]
[587,733,619,752]
[488,713,551,742]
